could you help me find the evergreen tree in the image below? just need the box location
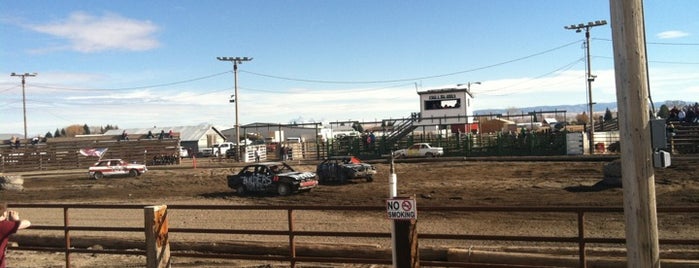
[45,132,53,138]
[604,108,613,122]
[54,129,61,137]
[83,124,91,134]
[658,104,670,119]
[60,128,66,136]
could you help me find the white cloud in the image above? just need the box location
[29,11,160,53]
[656,30,690,39]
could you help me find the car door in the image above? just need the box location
[241,165,273,192]
[407,145,421,157]
[107,160,124,176]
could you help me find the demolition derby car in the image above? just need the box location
[316,155,376,184]
[88,159,148,180]
[227,162,318,196]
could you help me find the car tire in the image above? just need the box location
[129,169,138,177]
[277,183,291,196]
[425,152,434,157]
[93,172,103,180]
[236,185,247,196]
[366,176,373,182]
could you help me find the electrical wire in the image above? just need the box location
[0,85,20,93]
[239,82,417,94]
[594,37,699,46]
[32,71,231,91]
[241,40,583,84]
[475,57,585,95]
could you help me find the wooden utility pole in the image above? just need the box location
[609,0,660,267]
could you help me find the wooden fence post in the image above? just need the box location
[394,218,419,267]
[145,205,170,268]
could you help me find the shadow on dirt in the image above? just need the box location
[199,191,237,198]
[565,180,621,192]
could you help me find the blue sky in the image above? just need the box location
[1,1,698,136]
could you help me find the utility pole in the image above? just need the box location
[609,0,660,266]
[565,20,607,154]
[217,57,253,161]
[10,72,38,140]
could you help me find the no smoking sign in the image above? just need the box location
[386,198,417,220]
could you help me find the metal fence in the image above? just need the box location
[7,203,699,267]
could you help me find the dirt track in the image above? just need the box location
[3,157,699,267]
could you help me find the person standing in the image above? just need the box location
[1,203,31,268]
[254,148,260,162]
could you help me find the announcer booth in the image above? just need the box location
[416,87,477,133]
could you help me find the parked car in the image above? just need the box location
[393,143,444,158]
[316,156,376,184]
[212,142,236,157]
[179,147,189,158]
[197,148,213,157]
[88,159,147,180]
[227,162,318,196]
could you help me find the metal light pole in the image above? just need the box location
[457,81,481,92]
[10,72,37,140]
[565,20,607,154]
[217,57,253,161]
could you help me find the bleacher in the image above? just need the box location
[669,120,699,154]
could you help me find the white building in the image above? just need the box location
[415,87,477,133]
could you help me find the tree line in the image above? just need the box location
[39,124,120,139]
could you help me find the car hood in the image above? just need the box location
[278,171,316,180]
[344,163,375,169]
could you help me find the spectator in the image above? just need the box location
[121,130,129,141]
[255,148,260,162]
[168,130,173,139]
[678,108,686,123]
[282,146,288,161]
[158,130,165,140]
[0,203,31,268]
[669,106,680,121]
[685,107,697,124]
[146,131,154,139]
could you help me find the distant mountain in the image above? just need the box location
[475,102,619,116]
[475,100,693,116]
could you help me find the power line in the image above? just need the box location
[32,71,231,91]
[0,85,20,93]
[475,57,585,95]
[18,41,583,94]
[239,82,417,94]
[594,37,699,46]
[241,40,583,84]
[595,55,699,65]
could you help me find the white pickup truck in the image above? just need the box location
[393,143,444,158]
[212,142,236,157]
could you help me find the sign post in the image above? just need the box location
[387,197,419,267]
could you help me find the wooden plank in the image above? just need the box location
[0,138,180,173]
